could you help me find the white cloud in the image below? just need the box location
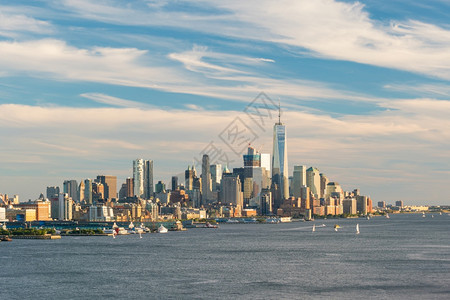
[0,11,53,38]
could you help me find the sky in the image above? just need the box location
[1,0,450,205]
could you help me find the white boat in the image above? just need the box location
[158,225,168,233]
[422,212,426,218]
[356,224,360,234]
[312,224,316,232]
[439,212,442,216]
[366,216,370,220]
[117,227,129,235]
[386,213,390,219]
[334,224,341,232]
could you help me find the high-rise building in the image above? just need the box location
[185,166,194,191]
[97,175,117,201]
[58,193,73,221]
[201,154,212,203]
[126,177,134,198]
[272,104,289,209]
[144,160,154,199]
[133,159,153,199]
[395,200,404,207]
[63,180,78,202]
[220,174,243,207]
[320,173,329,199]
[378,201,386,208]
[306,167,320,199]
[46,186,60,199]
[171,176,178,191]
[260,188,272,215]
[84,179,93,205]
[155,181,166,194]
[343,198,357,215]
[292,165,306,198]
[78,181,85,203]
[210,164,222,192]
[261,153,271,172]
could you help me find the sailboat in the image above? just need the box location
[158,225,168,233]
[439,212,442,216]
[334,224,341,232]
[312,224,316,232]
[356,224,360,234]
[422,212,426,218]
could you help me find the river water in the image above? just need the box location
[1,213,449,299]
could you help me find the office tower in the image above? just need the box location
[185,166,194,191]
[58,193,73,221]
[300,186,311,209]
[320,173,329,199]
[378,201,386,208]
[395,200,404,207]
[201,154,212,202]
[292,165,306,198]
[78,181,85,203]
[97,175,117,201]
[84,179,93,205]
[119,183,127,200]
[144,160,154,199]
[343,198,357,214]
[325,182,343,201]
[46,186,60,199]
[126,177,134,198]
[261,153,271,172]
[260,188,272,215]
[172,176,178,191]
[306,167,320,199]
[220,174,243,207]
[357,195,368,215]
[133,159,144,198]
[92,182,104,203]
[272,103,289,209]
[210,164,222,192]
[63,180,78,202]
[243,146,261,167]
[155,180,166,194]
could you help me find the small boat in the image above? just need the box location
[366,216,370,220]
[312,224,316,232]
[334,224,341,232]
[205,222,218,228]
[356,224,360,234]
[1,236,12,242]
[422,212,426,218]
[385,213,390,219]
[117,227,129,235]
[439,212,442,216]
[431,215,434,218]
[158,225,168,233]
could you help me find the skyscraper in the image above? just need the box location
[272,103,289,209]
[292,165,306,198]
[210,164,222,192]
[133,159,154,199]
[171,176,178,191]
[63,180,78,202]
[201,154,212,203]
[185,166,194,191]
[306,167,320,199]
[144,160,154,199]
[46,186,60,199]
[84,179,93,205]
[97,175,117,201]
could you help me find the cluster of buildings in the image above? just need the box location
[1,107,376,223]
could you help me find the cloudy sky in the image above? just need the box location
[1,0,449,205]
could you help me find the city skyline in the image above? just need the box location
[1,1,450,205]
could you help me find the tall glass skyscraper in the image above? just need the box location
[133,159,153,199]
[272,104,289,205]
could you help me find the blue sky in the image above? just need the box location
[1,0,450,205]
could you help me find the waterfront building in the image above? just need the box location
[325,182,344,201]
[357,195,368,215]
[89,205,114,221]
[396,200,404,208]
[14,200,51,221]
[58,193,73,221]
[260,188,272,215]
[84,179,93,205]
[343,198,357,215]
[306,167,320,199]
[292,165,306,198]
[272,104,289,209]
[46,186,60,199]
[0,207,7,222]
[378,201,386,208]
[97,175,117,201]
[63,180,78,202]
[220,174,243,208]
[202,154,212,203]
